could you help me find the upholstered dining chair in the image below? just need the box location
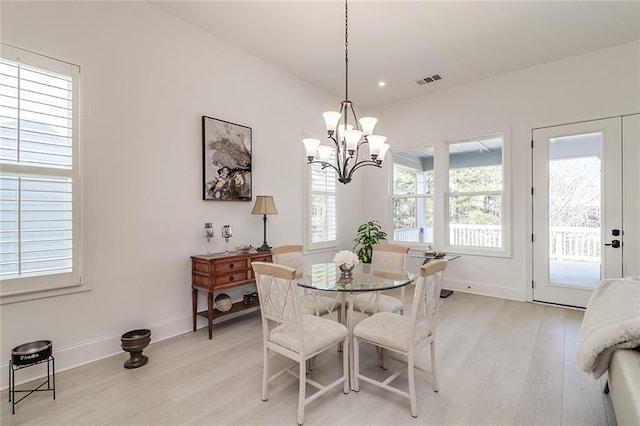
[352,259,448,418]
[251,262,349,425]
[351,243,410,315]
[271,245,341,320]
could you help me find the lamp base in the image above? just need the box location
[256,243,271,252]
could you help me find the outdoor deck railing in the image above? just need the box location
[393,225,600,262]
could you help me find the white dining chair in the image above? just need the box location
[251,262,349,425]
[271,245,341,320]
[351,243,410,315]
[352,259,448,418]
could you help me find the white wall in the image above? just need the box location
[363,41,640,300]
[0,1,362,383]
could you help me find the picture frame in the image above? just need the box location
[202,116,252,201]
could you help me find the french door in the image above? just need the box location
[532,118,622,307]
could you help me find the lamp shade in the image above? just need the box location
[303,138,321,158]
[251,196,278,215]
[359,117,377,136]
[367,135,387,157]
[322,111,341,133]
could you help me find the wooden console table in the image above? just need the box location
[191,250,272,339]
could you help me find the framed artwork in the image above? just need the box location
[202,116,252,201]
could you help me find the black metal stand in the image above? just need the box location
[440,289,454,298]
[257,214,271,251]
[9,355,56,414]
[421,257,455,298]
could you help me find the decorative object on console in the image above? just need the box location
[202,116,252,201]
[243,291,259,305]
[214,293,232,312]
[221,225,233,253]
[235,244,253,252]
[251,195,278,251]
[203,222,214,254]
[302,0,390,185]
[425,245,446,258]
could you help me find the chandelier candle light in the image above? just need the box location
[303,0,390,184]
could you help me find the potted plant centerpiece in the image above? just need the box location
[353,220,387,264]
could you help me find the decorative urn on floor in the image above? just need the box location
[120,329,151,369]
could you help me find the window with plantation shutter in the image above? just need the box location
[0,44,82,303]
[307,151,337,250]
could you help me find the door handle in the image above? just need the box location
[604,240,621,248]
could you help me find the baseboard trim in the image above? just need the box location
[442,278,526,302]
[0,313,197,391]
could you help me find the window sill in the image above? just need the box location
[1,283,91,305]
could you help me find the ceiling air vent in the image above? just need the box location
[416,74,442,86]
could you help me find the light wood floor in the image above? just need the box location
[1,292,616,425]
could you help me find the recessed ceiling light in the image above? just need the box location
[378,81,386,87]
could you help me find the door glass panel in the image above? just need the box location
[548,132,601,288]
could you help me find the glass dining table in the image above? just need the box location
[297,262,416,388]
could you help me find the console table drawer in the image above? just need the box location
[251,254,272,263]
[214,271,250,287]
[213,258,248,273]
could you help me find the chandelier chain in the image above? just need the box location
[302,0,388,185]
[344,0,349,101]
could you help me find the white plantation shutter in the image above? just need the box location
[0,44,81,301]
[308,152,337,248]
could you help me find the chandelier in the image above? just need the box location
[302,0,390,184]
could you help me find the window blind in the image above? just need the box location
[310,155,336,244]
[0,53,76,283]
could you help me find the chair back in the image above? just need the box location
[371,243,409,273]
[410,259,448,333]
[271,245,304,272]
[252,262,301,331]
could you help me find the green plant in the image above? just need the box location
[353,220,388,263]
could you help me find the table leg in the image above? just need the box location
[338,294,346,352]
[207,292,214,340]
[192,288,198,332]
[347,292,356,391]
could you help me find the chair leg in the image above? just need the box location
[375,345,388,370]
[353,337,360,392]
[261,346,269,401]
[430,340,439,392]
[381,347,387,370]
[297,358,306,425]
[408,351,418,418]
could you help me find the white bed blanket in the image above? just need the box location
[576,277,640,379]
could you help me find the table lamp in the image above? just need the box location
[252,195,278,251]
